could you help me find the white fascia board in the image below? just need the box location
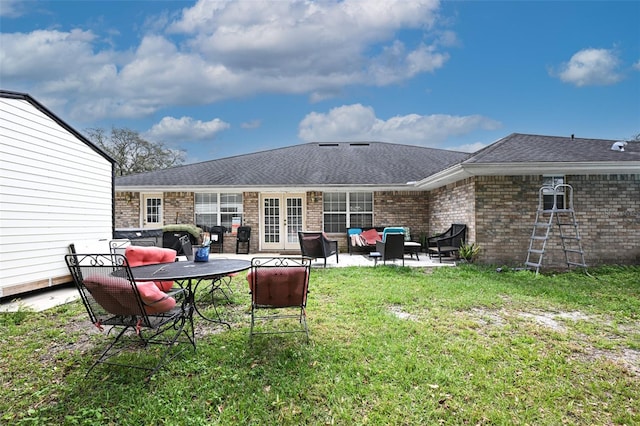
[414,162,640,190]
[115,184,417,193]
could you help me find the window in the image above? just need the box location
[323,192,373,233]
[542,176,565,210]
[195,193,243,231]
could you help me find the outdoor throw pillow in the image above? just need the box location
[361,228,381,245]
[124,246,176,291]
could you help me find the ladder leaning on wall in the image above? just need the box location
[525,184,587,274]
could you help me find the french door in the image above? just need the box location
[142,193,163,228]
[261,193,305,251]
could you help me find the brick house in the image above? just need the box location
[115,134,640,268]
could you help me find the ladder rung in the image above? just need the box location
[525,262,541,268]
[567,262,587,267]
[561,236,581,241]
[534,223,551,227]
[564,249,584,254]
[557,223,576,226]
[531,236,546,240]
[528,249,544,254]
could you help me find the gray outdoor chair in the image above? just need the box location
[298,231,339,267]
[375,232,405,266]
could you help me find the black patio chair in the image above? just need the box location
[298,231,339,267]
[65,253,196,378]
[427,224,467,262]
[247,257,312,342]
[210,226,224,253]
[375,232,406,266]
[236,226,251,254]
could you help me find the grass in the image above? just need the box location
[1,264,638,425]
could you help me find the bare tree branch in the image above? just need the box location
[86,127,186,176]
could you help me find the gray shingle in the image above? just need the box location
[116,141,470,187]
[464,133,639,164]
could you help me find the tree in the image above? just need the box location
[86,127,185,176]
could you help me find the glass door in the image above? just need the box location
[261,193,305,251]
[142,194,163,228]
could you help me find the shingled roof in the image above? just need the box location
[116,141,470,189]
[415,133,640,190]
[464,133,640,164]
[116,134,639,191]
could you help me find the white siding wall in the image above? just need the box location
[0,97,113,297]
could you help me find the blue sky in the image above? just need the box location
[1,0,639,164]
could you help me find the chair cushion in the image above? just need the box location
[84,275,176,315]
[382,227,405,242]
[124,246,177,291]
[246,267,308,307]
[361,228,381,245]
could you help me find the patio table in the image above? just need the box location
[129,259,250,327]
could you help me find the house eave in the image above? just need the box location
[414,162,640,190]
[115,183,419,193]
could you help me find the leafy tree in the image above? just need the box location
[86,127,185,176]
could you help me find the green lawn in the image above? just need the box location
[1,265,638,425]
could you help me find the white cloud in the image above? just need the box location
[554,48,623,87]
[144,116,230,143]
[0,0,25,17]
[298,104,501,146]
[0,0,450,122]
[633,60,640,71]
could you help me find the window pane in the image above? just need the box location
[324,213,346,233]
[195,193,243,230]
[323,192,346,212]
[542,176,565,209]
[195,193,218,213]
[349,213,373,228]
[349,192,372,212]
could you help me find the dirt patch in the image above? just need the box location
[467,307,639,377]
[388,305,418,321]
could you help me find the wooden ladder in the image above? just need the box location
[525,184,587,274]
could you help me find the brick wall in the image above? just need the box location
[115,191,140,228]
[115,175,639,266]
[241,192,260,254]
[163,192,195,226]
[474,174,640,267]
[429,178,476,243]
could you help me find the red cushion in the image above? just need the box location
[136,281,176,314]
[124,246,177,291]
[84,275,175,315]
[246,267,308,307]
[361,228,381,245]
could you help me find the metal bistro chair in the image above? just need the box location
[246,257,312,343]
[65,252,196,378]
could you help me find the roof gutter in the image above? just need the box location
[115,183,418,193]
[414,161,640,190]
